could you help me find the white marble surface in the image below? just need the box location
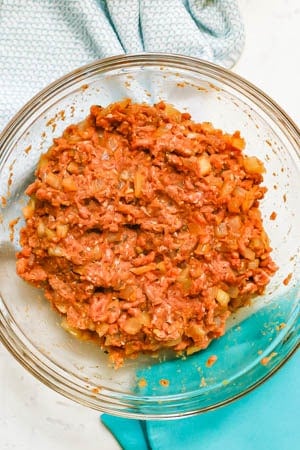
[1,1,299,449]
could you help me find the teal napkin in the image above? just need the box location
[101,352,300,450]
[0,0,244,130]
[101,296,299,449]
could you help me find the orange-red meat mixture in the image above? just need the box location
[17,99,277,366]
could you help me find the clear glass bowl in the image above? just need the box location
[0,54,299,419]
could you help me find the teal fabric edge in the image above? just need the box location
[101,414,150,450]
[101,350,299,450]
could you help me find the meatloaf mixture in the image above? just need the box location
[17,99,277,367]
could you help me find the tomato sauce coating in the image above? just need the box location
[17,100,277,366]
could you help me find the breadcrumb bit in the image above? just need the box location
[91,387,101,394]
[276,322,286,331]
[200,377,207,387]
[283,273,292,286]
[260,352,277,366]
[206,355,218,367]
[138,378,147,388]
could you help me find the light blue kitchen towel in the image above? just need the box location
[101,352,300,450]
[101,299,299,450]
[0,0,244,131]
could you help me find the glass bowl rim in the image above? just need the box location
[0,52,299,419]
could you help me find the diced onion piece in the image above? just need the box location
[228,186,246,213]
[134,169,144,198]
[96,323,109,337]
[135,246,143,254]
[177,267,192,291]
[227,197,241,213]
[48,246,64,257]
[194,242,210,255]
[239,260,248,273]
[22,198,35,219]
[67,161,80,174]
[61,318,75,333]
[231,136,245,150]
[66,133,82,143]
[62,176,77,192]
[241,247,256,260]
[156,261,166,272]
[215,288,230,306]
[181,277,192,291]
[227,215,242,233]
[201,122,214,133]
[118,285,136,301]
[120,170,130,181]
[98,98,130,119]
[234,186,247,198]
[250,237,264,249]
[241,192,255,212]
[45,227,56,241]
[186,132,199,139]
[227,285,239,299]
[243,156,265,174]
[37,154,49,171]
[197,156,211,176]
[55,303,68,314]
[45,172,60,189]
[91,245,102,259]
[61,319,90,339]
[220,180,235,197]
[248,259,259,270]
[186,323,206,340]
[260,230,270,249]
[226,238,238,250]
[164,337,182,348]
[214,222,227,238]
[107,135,120,152]
[56,224,69,239]
[164,104,182,122]
[122,317,142,335]
[77,118,90,132]
[186,345,203,356]
[140,312,151,327]
[73,266,85,275]
[37,221,46,237]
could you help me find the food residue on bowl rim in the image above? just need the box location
[260,352,277,366]
[159,378,170,388]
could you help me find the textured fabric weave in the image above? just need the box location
[0,0,244,130]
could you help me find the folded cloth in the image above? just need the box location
[0,0,244,130]
[102,351,300,450]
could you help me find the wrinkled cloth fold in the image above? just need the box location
[0,0,244,130]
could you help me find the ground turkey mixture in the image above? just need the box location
[17,99,277,367]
